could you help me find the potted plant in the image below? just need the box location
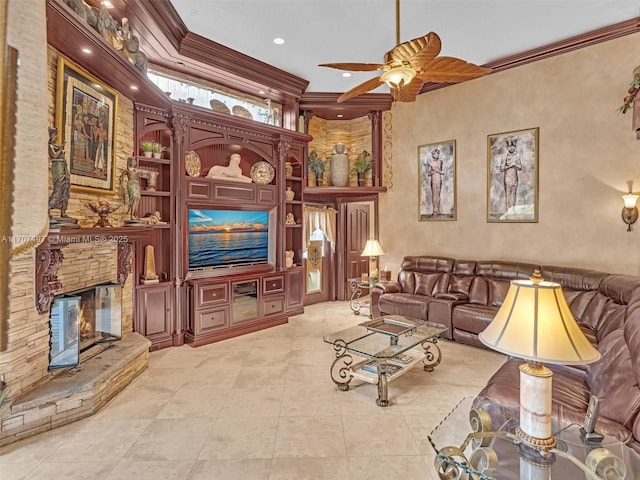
[151,141,166,159]
[352,150,372,186]
[140,140,154,157]
[308,150,325,186]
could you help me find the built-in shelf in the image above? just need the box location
[138,156,172,165]
[286,224,302,228]
[304,186,387,197]
[141,191,171,197]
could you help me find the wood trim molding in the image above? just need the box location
[421,16,640,94]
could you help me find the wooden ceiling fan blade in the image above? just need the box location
[319,62,383,72]
[391,76,425,102]
[418,57,492,83]
[337,76,383,103]
[385,32,441,65]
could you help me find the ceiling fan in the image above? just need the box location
[319,0,492,103]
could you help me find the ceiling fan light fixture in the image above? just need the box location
[381,66,416,89]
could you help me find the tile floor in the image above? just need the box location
[0,301,506,480]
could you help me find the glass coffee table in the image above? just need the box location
[428,397,638,479]
[323,315,448,406]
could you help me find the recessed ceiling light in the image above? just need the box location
[81,48,92,54]
[337,114,344,118]
[273,38,285,45]
[258,90,266,95]
[130,85,138,90]
[101,1,114,8]
[342,72,351,78]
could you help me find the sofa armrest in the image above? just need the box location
[372,281,401,294]
[371,281,402,318]
[429,296,469,340]
[434,292,469,302]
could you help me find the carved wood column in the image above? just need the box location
[171,113,190,345]
[368,111,382,187]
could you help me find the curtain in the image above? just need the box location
[303,205,337,252]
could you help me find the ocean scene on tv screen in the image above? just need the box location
[189,209,269,269]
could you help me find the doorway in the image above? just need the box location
[304,229,332,305]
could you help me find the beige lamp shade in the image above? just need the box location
[479,279,601,366]
[361,239,384,257]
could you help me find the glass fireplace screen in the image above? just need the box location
[49,283,122,369]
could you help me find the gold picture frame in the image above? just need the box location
[56,56,118,194]
[487,127,539,223]
[418,140,456,221]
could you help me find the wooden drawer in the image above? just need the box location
[198,283,228,307]
[196,307,229,334]
[261,295,285,317]
[262,275,284,295]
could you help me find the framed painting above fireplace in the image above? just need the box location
[55,56,119,194]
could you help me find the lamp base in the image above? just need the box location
[515,425,557,457]
[518,362,556,457]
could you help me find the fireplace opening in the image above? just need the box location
[49,283,122,369]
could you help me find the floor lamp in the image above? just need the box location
[479,270,601,458]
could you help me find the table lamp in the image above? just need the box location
[479,270,601,457]
[361,239,384,281]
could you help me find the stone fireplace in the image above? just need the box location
[0,231,151,447]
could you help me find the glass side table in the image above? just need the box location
[428,397,638,479]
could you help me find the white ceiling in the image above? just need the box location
[171,0,640,94]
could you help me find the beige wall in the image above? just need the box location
[380,32,640,277]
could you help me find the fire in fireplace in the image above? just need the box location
[49,284,122,369]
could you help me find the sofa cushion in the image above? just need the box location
[377,293,429,320]
[451,303,497,334]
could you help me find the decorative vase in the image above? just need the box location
[143,151,152,158]
[152,152,162,159]
[285,186,295,201]
[285,162,293,176]
[329,143,349,187]
[357,173,366,187]
[315,173,324,187]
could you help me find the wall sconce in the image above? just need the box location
[622,191,639,231]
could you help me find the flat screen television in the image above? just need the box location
[188,208,275,271]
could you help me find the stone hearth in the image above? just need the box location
[0,333,150,446]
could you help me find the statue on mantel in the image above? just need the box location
[48,127,78,227]
[120,157,143,224]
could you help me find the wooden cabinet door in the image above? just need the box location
[136,284,172,349]
[285,267,303,314]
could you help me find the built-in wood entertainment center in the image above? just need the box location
[46,0,390,350]
[132,99,311,349]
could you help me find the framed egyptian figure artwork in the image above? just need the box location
[56,56,118,194]
[487,127,539,223]
[418,140,456,221]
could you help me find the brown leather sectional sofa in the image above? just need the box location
[371,255,640,452]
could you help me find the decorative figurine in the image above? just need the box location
[285,212,296,225]
[285,186,295,201]
[141,211,166,225]
[119,156,143,223]
[48,127,78,227]
[206,153,252,183]
[285,250,294,268]
[84,200,120,228]
[141,245,159,284]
